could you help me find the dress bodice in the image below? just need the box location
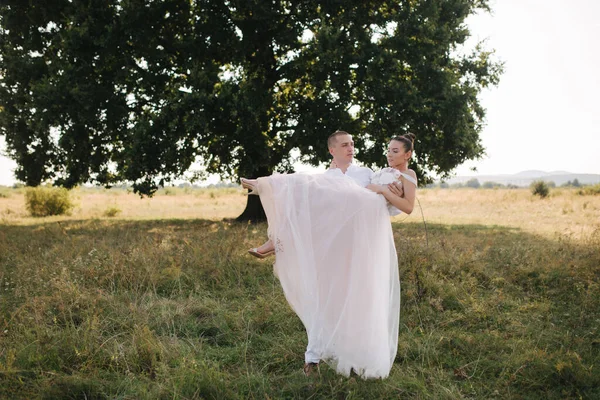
[370,168,417,216]
[370,167,417,186]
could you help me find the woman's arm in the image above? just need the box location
[366,170,417,214]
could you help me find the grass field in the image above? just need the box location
[1,186,599,399]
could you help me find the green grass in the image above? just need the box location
[1,218,599,399]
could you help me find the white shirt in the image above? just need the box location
[324,164,374,187]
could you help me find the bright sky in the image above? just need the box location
[1,0,598,186]
[455,0,600,176]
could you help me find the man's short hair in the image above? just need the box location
[327,130,351,148]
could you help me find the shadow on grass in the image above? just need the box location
[0,218,599,399]
[391,221,600,398]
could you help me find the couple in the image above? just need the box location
[241,131,417,379]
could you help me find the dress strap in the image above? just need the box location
[398,171,417,186]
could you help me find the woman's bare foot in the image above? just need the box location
[257,240,274,254]
[240,178,259,195]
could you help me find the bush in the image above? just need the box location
[530,180,550,198]
[482,181,505,189]
[577,184,600,196]
[25,187,74,217]
[103,206,122,217]
[465,178,481,189]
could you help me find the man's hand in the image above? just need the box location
[387,182,404,198]
[367,184,384,194]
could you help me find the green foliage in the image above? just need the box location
[24,186,74,217]
[531,180,550,198]
[0,0,502,199]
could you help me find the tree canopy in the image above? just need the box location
[0,0,502,220]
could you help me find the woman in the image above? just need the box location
[242,134,417,379]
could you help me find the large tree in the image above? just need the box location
[0,0,502,221]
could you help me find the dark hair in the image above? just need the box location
[327,130,351,148]
[391,133,415,152]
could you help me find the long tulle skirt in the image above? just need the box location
[257,173,400,378]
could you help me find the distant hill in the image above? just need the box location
[441,171,600,187]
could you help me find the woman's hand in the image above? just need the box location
[387,182,404,198]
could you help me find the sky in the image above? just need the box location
[1,0,599,186]
[455,0,600,176]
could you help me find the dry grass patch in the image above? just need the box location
[410,188,600,238]
[0,187,247,224]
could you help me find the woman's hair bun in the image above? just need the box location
[403,133,416,143]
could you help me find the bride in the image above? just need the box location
[241,133,417,379]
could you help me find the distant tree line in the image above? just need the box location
[427,178,519,189]
[427,177,592,189]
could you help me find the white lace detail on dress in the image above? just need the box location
[275,238,284,253]
[370,167,402,185]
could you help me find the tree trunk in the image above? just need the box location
[235,192,267,222]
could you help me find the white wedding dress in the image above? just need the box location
[257,168,416,378]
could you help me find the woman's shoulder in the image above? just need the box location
[398,169,418,185]
[403,169,417,179]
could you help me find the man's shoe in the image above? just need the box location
[303,362,319,377]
